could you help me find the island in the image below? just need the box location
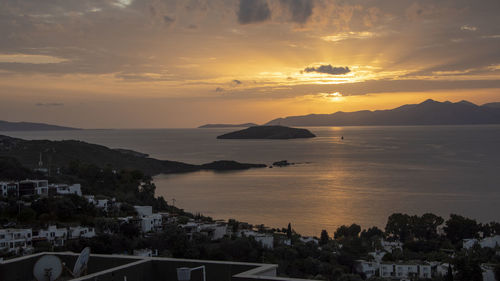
[216,125,316,139]
[198,123,258,128]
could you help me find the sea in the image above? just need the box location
[3,125,500,236]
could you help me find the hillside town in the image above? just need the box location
[1,177,499,281]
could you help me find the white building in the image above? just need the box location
[0,228,32,254]
[380,263,431,279]
[239,230,274,249]
[96,199,110,210]
[199,223,228,240]
[464,235,500,249]
[480,235,500,248]
[381,239,403,253]
[18,180,48,197]
[133,249,158,257]
[139,214,163,233]
[33,225,67,247]
[369,251,386,263]
[68,226,96,239]
[300,236,319,244]
[50,183,82,196]
[0,182,18,197]
[434,263,453,277]
[133,206,162,233]
[463,238,479,249]
[134,205,153,217]
[482,264,498,281]
[356,260,379,279]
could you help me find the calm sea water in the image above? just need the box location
[3,126,500,236]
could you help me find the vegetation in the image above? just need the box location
[0,135,265,176]
[1,153,499,281]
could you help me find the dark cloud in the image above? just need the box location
[237,0,271,24]
[232,79,242,85]
[36,102,64,107]
[164,16,175,25]
[303,65,351,75]
[280,0,314,24]
[215,87,225,92]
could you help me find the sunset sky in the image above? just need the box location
[1,0,500,128]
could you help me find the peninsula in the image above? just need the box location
[216,125,316,139]
[0,135,266,176]
[198,123,258,128]
[0,120,80,131]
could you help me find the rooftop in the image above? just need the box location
[0,252,316,281]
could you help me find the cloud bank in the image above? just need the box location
[303,65,351,75]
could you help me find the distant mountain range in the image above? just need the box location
[198,123,258,128]
[0,120,79,131]
[265,99,500,126]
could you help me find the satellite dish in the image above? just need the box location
[33,255,63,281]
[72,247,90,277]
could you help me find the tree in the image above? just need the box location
[444,214,480,244]
[320,230,329,245]
[334,224,361,239]
[385,213,412,242]
[444,264,454,281]
[287,223,292,239]
[495,264,500,281]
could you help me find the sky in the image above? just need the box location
[1,0,500,128]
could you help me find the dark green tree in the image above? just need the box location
[287,223,292,239]
[320,229,329,245]
[444,263,454,281]
[444,214,480,244]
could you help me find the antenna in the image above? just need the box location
[33,255,63,281]
[72,247,91,277]
[38,152,43,167]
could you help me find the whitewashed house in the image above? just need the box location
[19,180,48,197]
[480,235,500,248]
[239,230,274,249]
[0,228,32,254]
[380,262,431,279]
[68,226,96,239]
[381,239,403,253]
[355,260,378,279]
[0,182,18,197]
[134,206,153,217]
[369,251,386,263]
[482,264,498,281]
[49,183,82,196]
[300,236,319,244]
[464,235,500,249]
[33,225,67,247]
[434,263,453,277]
[199,223,228,240]
[134,206,162,233]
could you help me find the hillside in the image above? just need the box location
[217,126,316,139]
[265,99,500,127]
[0,120,79,131]
[0,135,266,176]
[198,123,258,128]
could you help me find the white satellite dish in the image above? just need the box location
[33,255,63,281]
[72,247,90,277]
